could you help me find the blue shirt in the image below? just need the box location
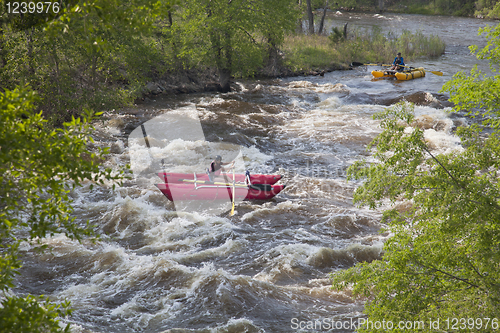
[393,56,405,66]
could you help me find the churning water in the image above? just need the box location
[15,13,498,333]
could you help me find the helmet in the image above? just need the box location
[215,155,222,161]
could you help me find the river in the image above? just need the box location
[16,13,499,333]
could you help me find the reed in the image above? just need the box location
[283,28,445,72]
[282,34,343,71]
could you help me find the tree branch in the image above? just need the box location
[415,258,481,289]
[237,26,258,44]
[423,146,464,189]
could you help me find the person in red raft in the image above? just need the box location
[208,155,234,182]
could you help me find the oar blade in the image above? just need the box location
[230,167,236,216]
[351,62,392,67]
[431,71,443,76]
[350,62,365,67]
[230,201,235,216]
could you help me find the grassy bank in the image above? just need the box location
[282,28,446,74]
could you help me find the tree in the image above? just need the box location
[0,0,172,123]
[0,86,124,332]
[317,0,329,34]
[178,0,300,91]
[306,0,314,34]
[332,24,500,331]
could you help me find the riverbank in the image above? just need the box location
[139,26,445,101]
[138,64,349,102]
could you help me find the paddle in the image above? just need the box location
[178,178,247,187]
[230,165,235,216]
[161,159,167,182]
[399,64,443,76]
[351,62,443,76]
[177,178,273,191]
[351,62,391,67]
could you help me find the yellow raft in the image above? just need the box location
[371,67,426,80]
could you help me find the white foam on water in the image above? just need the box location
[23,66,468,333]
[127,109,273,179]
[241,200,304,223]
[52,244,197,326]
[196,96,227,107]
[284,175,353,201]
[287,81,350,94]
[412,105,464,154]
[424,128,463,154]
[253,243,319,283]
[97,194,168,238]
[285,283,356,303]
[317,96,342,110]
[127,106,208,178]
[234,81,248,92]
[140,214,238,257]
[213,317,262,332]
[277,104,382,151]
[306,242,384,268]
[321,212,379,232]
[240,146,274,172]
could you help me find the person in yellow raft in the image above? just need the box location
[390,52,405,71]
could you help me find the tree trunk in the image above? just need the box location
[50,39,62,112]
[24,27,35,75]
[0,28,6,69]
[266,36,280,76]
[296,0,303,33]
[207,1,231,92]
[218,31,232,93]
[168,11,173,27]
[306,0,314,34]
[378,0,384,13]
[91,50,99,91]
[166,11,181,70]
[318,1,329,34]
[218,68,231,93]
[211,30,232,93]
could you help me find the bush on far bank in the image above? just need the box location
[282,27,445,73]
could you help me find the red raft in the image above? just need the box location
[156,183,286,201]
[158,172,282,185]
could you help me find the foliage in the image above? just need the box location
[1,0,300,118]
[331,24,500,332]
[443,24,500,129]
[173,0,300,87]
[283,34,343,71]
[475,0,500,18]
[336,28,444,64]
[0,295,72,333]
[0,86,124,332]
[284,28,444,72]
[0,0,173,123]
[329,26,346,43]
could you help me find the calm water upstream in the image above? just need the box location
[16,13,499,333]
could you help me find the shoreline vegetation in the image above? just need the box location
[138,26,446,105]
[0,0,459,125]
[282,27,445,74]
